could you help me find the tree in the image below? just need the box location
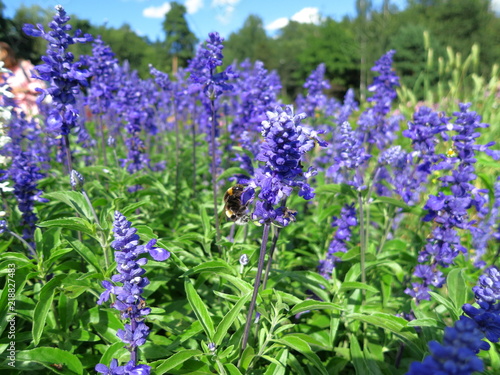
[224,15,272,67]
[162,2,197,73]
[297,18,359,96]
[389,24,444,97]
[268,21,318,98]
[9,5,53,63]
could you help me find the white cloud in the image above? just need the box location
[266,7,321,31]
[143,2,171,18]
[211,0,240,24]
[265,17,289,31]
[186,0,203,14]
[493,0,500,13]
[291,7,321,24]
[211,0,239,6]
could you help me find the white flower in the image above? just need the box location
[0,181,14,193]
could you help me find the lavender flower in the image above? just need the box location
[462,267,500,349]
[229,60,282,182]
[296,63,330,119]
[189,32,236,101]
[326,121,371,190]
[470,179,500,267]
[247,105,326,226]
[318,203,357,279]
[23,5,93,136]
[357,50,401,150]
[407,266,500,374]
[84,37,119,118]
[70,169,84,190]
[9,151,46,249]
[407,103,496,301]
[336,88,358,125]
[96,211,170,374]
[406,316,485,375]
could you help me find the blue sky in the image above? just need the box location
[3,0,410,41]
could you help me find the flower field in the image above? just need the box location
[1,5,500,375]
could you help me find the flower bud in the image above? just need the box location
[70,169,84,190]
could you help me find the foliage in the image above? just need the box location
[162,2,197,72]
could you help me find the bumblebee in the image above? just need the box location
[223,184,250,225]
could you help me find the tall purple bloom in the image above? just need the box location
[357,50,402,150]
[326,121,371,190]
[23,5,92,136]
[189,32,236,101]
[336,88,358,125]
[406,316,486,375]
[296,63,330,119]
[318,204,357,279]
[406,103,497,301]
[84,37,119,117]
[96,212,170,374]
[246,105,327,226]
[230,60,282,181]
[407,267,500,374]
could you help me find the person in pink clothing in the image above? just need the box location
[0,42,45,117]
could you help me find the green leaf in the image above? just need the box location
[214,292,251,345]
[33,274,66,346]
[407,318,444,328]
[314,183,341,194]
[219,274,254,296]
[347,313,423,356]
[340,281,379,294]
[157,240,188,272]
[224,363,244,375]
[38,217,95,237]
[217,167,250,181]
[428,291,460,321]
[67,240,102,272]
[97,342,127,368]
[290,300,343,316]
[447,268,468,310]
[315,183,356,197]
[16,347,83,374]
[185,280,215,340]
[153,349,202,374]
[275,336,328,375]
[0,265,30,338]
[120,201,149,216]
[231,146,254,160]
[263,349,288,374]
[183,260,236,277]
[44,191,94,221]
[373,196,411,211]
[239,346,255,370]
[349,334,372,375]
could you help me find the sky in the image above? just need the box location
[3,0,498,42]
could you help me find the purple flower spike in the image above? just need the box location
[248,105,326,226]
[319,203,358,279]
[406,316,485,375]
[23,5,92,136]
[407,103,497,301]
[96,211,169,372]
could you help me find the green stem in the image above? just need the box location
[261,226,281,291]
[174,106,180,211]
[376,211,395,255]
[209,99,221,251]
[357,193,366,286]
[240,223,270,353]
[63,134,73,175]
[8,230,37,260]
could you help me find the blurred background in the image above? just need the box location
[1,0,499,100]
